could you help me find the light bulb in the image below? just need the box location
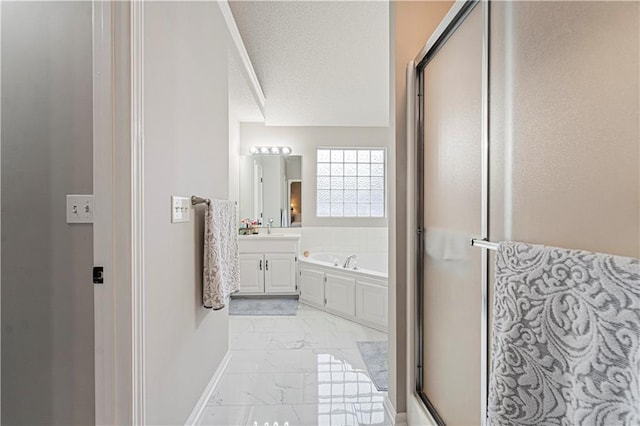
[271,147,280,154]
[249,147,259,154]
[260,147,269,154]
[282,147,291,155]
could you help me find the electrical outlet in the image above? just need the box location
[66,195,94,224]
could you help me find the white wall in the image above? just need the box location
[239,123,391,228]
[1,3,95,424]
[143,3,230,424]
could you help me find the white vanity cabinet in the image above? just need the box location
[237,235,299,295]
[238,253,265,293]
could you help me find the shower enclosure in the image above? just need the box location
[412,1,639,424]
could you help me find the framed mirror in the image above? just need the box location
[239,155,302,228]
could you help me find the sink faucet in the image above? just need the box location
[267,217,274,235]
[343,254,357,269]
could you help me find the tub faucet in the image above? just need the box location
[343,254,357,269]
[267,217,274,235]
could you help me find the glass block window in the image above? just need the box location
[317,148,385,217]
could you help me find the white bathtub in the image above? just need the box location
[298,252,388,331]
[299,252,388,279]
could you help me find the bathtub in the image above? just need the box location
[298,252,388,331]
[300,252,388,278]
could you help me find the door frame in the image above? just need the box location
[411,0,490,424]
[92,1,146,424]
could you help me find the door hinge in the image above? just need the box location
[324,277,327,283]
[295,284,298,290]
[295,256,297,262]
[93,266,104,284]
[324,298,327,305]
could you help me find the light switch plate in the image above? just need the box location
[171,196,191,223]
[66,195,94,224]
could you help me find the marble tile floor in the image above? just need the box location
[198,303,391,426]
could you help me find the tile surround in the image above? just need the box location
[300,227,388,255]
[198,304,391,426]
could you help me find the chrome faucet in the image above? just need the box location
[267,217,274,235]
[343,254,357,269]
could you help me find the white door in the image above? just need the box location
[325,274,355,317]
[264,254,296,293]
[238,254,265,293]
[356,280,388,329]
[299,268,325,307]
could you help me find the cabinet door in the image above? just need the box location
[264,254,296,293]
[238,254,264,293]
[356,280,388,329]
[325,274,355,317]
[299,268,325,307]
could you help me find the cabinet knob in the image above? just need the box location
[265,260,269,271]
[259,259,262,270]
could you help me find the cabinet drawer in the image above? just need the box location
[238,238,298,254]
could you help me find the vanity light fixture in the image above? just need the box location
[249,146,293,156]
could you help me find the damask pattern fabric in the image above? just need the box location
[203,200,240,310]
[488,242,640,425]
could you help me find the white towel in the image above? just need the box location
[489,242,640,426]
[203,200,240,309]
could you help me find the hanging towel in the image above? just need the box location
[488,242,640,426]
[203,200,240,310]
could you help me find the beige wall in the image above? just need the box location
[143,3,231,424]
[1,2,95,424]
[393,1,454,424]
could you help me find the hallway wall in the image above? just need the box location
[1,2,95,424]
[143,3,230,424]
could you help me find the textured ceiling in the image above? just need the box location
[229,49,264,123]
[229,1,389,127]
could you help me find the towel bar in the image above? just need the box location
[191,196,238,207]
[191,196,211,206]
[470,238,499,251]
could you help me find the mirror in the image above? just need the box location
[239,155,302,228]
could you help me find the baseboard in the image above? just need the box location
[384,395,408,426]
[184,351,232,426]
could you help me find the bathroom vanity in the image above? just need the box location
[237,234,300,295]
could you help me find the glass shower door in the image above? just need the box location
[418,3,484,424]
